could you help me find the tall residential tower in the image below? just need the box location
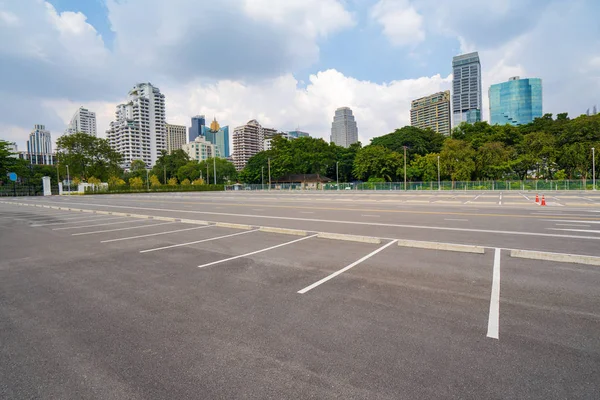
[410,91,451,136]
[232,119,276,171]
[330,107,358,148]
[452,52,482,126]
[489,77,543,126]
[165,123,187,154]
[65,106,97,136]
[27,124,54,165]
[106,83,166,169]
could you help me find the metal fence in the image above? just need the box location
[0,183,58,196]
[226,180,599,191]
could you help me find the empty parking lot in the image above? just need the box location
[1,192,599,399]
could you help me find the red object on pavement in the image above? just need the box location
[541,195,546,206]
[535,194,539,203]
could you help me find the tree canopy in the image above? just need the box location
[56,132,122,181]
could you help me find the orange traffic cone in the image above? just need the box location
[541,195,546,206]
[535,194,539,203]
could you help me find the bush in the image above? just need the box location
[181,178,191,185]
[88,176,102,185]
[167,177,178,186]
[192,178,204,185]
[150,175,161,187]
[108,176,126,187]
[129,177,144,188]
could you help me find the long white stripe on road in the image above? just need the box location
[27,214,106,222]
[32,216,125,227]
[543,219,600,224]
[487,248,501,340]
[52,219,145,231]
[554,223,591,227]
[72,221,176,236]
[548,228,600,234]
[197,234,318,269]
[140,229,259,253]
[101,225,213,243]
[298,240,398,294]
[18,199,600,241]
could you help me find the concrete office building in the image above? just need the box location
[452,52,482,126]
[106,83,166,169]
[65,106,97,136]
[287,130,310,138]
[489,77,543,126]
[204,117,230,158]
[232,119,276,171]
[181,136,220,162]
[26,124,54,165]
[330,107,358,148]
[166,123,187,154]
[410,91,452,136]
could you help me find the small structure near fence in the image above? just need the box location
[273,174,333,190]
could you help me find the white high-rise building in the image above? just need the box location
[27,124,54,165]
[232,119,277,171]
[65,106,97,136]
[106,83,166,169]
[330,107,358,148]
[181,136,220,162]
[166,123,187,154]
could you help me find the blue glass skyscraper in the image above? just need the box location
[489,77,542,126]
[189,115,205,142]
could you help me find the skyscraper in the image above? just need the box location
[204,117,230,158]
[106,83,166,169]
[165,123,187,154]
[189,115,206,142]
[489,77,543,126]
[232,119,276,171]
[27,124,54,165]
[330,107,358,148]
[65,106,97,136]
[452,52,482,126]
[410,91,451,136]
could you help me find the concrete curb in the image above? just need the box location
[215,222,253,230]
[510,249,600,266]
[180,219,210,225]
[397,239,485,254]
[259,226,308,236]
[317,232,381,244]
[153,216,181,222]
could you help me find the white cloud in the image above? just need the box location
[0,10,19,26]
[371,0,425,46]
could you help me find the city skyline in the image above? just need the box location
[2,1,597,151]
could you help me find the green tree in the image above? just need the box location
[56,132,122,181]
[167,177,178,186]
[129,177,143,188]
[177,161,201,183]
[150,175,161,187]
[439,139,476,183]
[108,176,126,187]
[370,126,445,159]
[151,149,190,183]
[475,142,511,180]
[181,178,191,186]
[353,145,403,182]
[198,158,238,184]
[408,153,439,181]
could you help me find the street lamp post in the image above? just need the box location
[146,169,149,191]
[268,158,271,190]
[403,146,407,191]
[66,165,70,194]
[261,166,264,190]
[593,147,596,191]
[336,161,339,190]
[213,156,217,185]
[437,155,440,191]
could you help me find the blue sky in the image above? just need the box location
[1,0,599,149]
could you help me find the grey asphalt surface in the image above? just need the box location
[1,192,599,399]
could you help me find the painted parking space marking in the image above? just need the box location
[72,221,176,236]
[197,234,318,269]
[487,248,501,340]
[101,225,213,243]
[52,219,147,231]
[444,218,468,221]
[32,216,126,227]
[297,240,398,294]
[140,229,259,253]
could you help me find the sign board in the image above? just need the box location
[8,172,17,182]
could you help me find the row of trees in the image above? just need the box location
[240,113,600,183]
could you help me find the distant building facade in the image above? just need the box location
[452,52,482,126]
[166,123,187,154]
[106,83,166,169]
[181,136,220,162]
[330,107,358,148]
[203,117,230,158]
[232,119,276,171]
[65,106,97,136]
[27,124,54,165]
[489,77,543,126]
[189,115,206,142]
[410,91,451,136]
[287,130,310,138]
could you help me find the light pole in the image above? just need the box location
[146,169,149,191]
[593,147,596,191]
[213,156,217,185]
[66,165,70,194]
[206,161,209,185]
[403,146,407,191]
[261,166,264,190]
[336,161,339,190]
[437,155,440,191]
[268,158,271,190]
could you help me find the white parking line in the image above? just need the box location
[543,219,600,224]
[53,219,145,231]
[444,218,468,221]
[140,229,259,253]
[32,216,126,227]
[548,228,600,234]
[487,248,501,340]
[27,214,105,222]
[101,225,213,243]
[498,193,503,206]
[361,214,380,217]
[555,223,591,227]
[72,222,176,236]
[197,234,318,269]
[297,240,398,294]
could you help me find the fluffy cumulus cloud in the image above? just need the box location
[1,0,599,151]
